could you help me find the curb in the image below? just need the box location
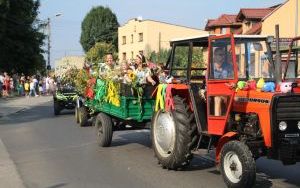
[0,138,25,188]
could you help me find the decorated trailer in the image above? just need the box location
[75,71,156,147]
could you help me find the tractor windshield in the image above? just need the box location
[169,41,207,79]
[234,38,274,79]
[283,38,300,80]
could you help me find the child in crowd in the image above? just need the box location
[17,82,24,96]
[42,80,46,95]
[38,82,43,95]
[156,62,167,83]
[24,80,29,96]
[9,77,14,94]
[29,79,38,97]
[118,61,135,84]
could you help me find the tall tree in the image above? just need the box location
[80,6,119,52]
[0,0,45,75]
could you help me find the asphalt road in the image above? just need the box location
[0,100,299,188]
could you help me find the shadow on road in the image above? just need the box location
[111,130,151,148]
[46,183,68,188]
[0,101,74,125]
[256,158,300,187]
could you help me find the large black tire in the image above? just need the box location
[78,107,88,127]
[220,141,256,188]
[75,107,79,123]
[151,95,197,170]
[54,101,60,115]
[95,113,113,147]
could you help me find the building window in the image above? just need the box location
[122,52,126,60]
[131,51,134,59]
[122,36,126,45]
[131,34,133,43]
[138,33,143,42]
[221,27,227,34]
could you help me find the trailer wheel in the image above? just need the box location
[220,141,256,188]
[54,101,60,115]
[78,107,88,127]
[95,113,113,147]
[75,107,79,123]
[91,115,97,127]
[151,95,197,170]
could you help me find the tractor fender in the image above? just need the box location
[215,132,238,163]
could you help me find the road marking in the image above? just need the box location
[0,138,25,188]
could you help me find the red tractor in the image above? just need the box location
[151,34,300,187]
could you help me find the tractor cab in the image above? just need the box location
[166,34,274,136]
[206,35,274,135]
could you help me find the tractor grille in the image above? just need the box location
[276,96,300,121]
[273,95,300,136]
[271,95,300,162]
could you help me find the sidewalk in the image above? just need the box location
[0,96,53,187]
[0,96,52,118]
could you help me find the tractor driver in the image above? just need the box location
[212,47,231,116]
[213,47,232,79]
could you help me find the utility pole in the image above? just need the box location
[296,0,299,37]
[44,13,62,72]
[47,17,51,71]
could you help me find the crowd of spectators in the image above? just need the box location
[0,72,57,98]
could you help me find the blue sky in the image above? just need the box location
[39,0,284,66]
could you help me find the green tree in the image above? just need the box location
[149,49,171,64]
[80,6,119,52]
[0,0,46,75]
[85,42,116,66]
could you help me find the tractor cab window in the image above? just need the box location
[171,43,189,78]
[209,39,234,80]
[283,40,300,79]
[191,45,206,78]
[234,40,273,79]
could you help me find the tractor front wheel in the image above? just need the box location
[220,141,256,188]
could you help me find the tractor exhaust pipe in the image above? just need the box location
[275,24,282,84]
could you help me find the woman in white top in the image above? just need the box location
[134,54,156,85]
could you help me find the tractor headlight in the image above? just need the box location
[279,121,287,131]
[298,121,300,130]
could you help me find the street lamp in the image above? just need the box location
[45,13,62,71]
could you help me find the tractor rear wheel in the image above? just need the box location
[151,95,197,170]
[78,106,88,127]
[95,113,113,147]
[220,141,256,188]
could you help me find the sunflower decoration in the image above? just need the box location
[128,71,136,82]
